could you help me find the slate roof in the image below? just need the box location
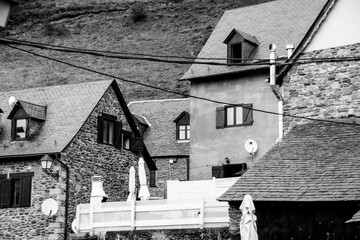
[346,210,360,223]
[128,98,190,157]
[0,80,115,157]
[219,121,360,202]
[181,0,329,80]
[8,101,47,121]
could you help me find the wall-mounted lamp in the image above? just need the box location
[41,154,59,180]
[225,157,230,164]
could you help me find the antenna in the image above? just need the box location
[8,96,17,106]
[41,198,59,217]
[244,139,258,156]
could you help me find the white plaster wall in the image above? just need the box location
[305,0,360,52]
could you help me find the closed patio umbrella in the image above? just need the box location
[127,166,136,202]
[239,194,258,240]
[137,157,150,201]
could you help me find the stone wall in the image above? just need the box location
[283,43,360,131]
[0,159,66,240]
[63,86,143,238]
[149,157,188,198]
[0,86,146,239]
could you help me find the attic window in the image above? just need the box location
[223,29,259,65]
[173,111,190,141]
[15,119,27,139]
[7,100,47,141]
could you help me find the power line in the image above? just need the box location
[2,43,360,127]
[2,37,360,66]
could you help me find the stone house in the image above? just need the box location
[128,98,190,198]
[0,80,156,240]
[180,0,329,180]
[219,0,360,239]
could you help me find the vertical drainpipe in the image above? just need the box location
[269,44,294,141]
[269,44,284,141]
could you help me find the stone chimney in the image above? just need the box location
[90,176,108,204]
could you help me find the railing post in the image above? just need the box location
[89,204,94,235]
[199,197,205,229]
[130,200,136,230]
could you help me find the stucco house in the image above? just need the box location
[180,0,330,181]
[128,98,190,198]
[219,0,360,239]
[0,80,156,240]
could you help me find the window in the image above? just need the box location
[174,111,190,141]
[216,104,253,129]
[97,113,122,148]
[122,130,132,150]
[0,172,34,208]
[15,119,28,139]
[178,125,190,140]
[149,170,156,187]
[229,43,242,64]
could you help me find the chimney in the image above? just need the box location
[286,44,294,59]
[90,176,108,204]
[0,108,3,134]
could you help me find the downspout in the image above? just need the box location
[269,44,284,141]
[269,44,294,141]
[55,154,70,240]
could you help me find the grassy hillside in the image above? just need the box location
[0,0,271,101]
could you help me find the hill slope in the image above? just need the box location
[0,0,272,101]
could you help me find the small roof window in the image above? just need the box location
[223,29,259,65]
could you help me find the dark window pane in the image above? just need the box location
[12,179,21,206]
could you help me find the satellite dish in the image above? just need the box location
[244,139,258,154]
[41,198,58,216]
[8,96,17,106]
[72,218,79,234]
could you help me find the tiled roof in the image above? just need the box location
[0,80,113,157]
[128,98,190,157]
[219,121,360,202]
[181,0,329,80]
[346,210,360,223]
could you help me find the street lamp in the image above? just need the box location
[41,154,59,180]
[0,0,18,28]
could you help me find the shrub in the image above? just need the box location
[151,231,169,240]
[43,22,69,37]
[130,3,147,22]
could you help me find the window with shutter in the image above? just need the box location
[0,172,33,208]
[149,170,156,187]
[216,104,253,128]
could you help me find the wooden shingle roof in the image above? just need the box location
[219,120,360,202]
[128,98,190,157]
[181,0,329,81]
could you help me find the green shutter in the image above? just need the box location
[97,115,104,143]
[114,121,123,149]
[216,107,225,129]
[242,104,253,126]
[20,176,32,207]
[0,178,11,207]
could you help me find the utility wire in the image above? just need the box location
[2,43,360,126]
[2,37,360,66]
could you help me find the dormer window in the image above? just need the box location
[223,29,259,65]
[7,100,46,141]
[173,111,190,141]
[15,119,27,139]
